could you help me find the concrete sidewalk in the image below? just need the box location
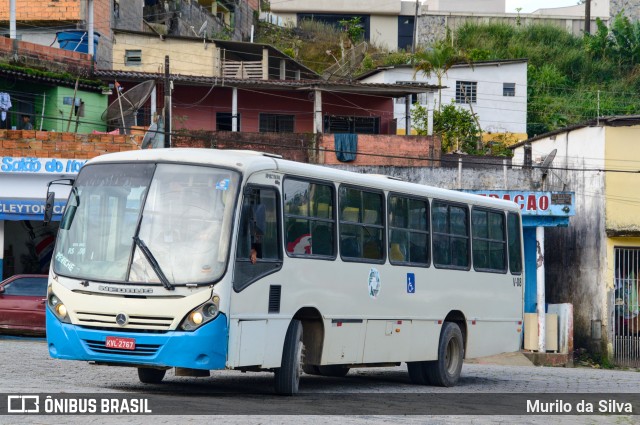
[465,351,535,367]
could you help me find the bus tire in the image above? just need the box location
[407,361,431,385]
[274,319,303,395]
[317,365,349,377]
[425,322,464,387]
[137,367,166,384]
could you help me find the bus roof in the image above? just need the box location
[87,149,520,212]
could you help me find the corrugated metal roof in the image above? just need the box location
[356,58,529,81]
[509,115,640,149]
[0,67,103,92]
[94,69,439,96]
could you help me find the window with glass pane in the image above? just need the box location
[284,179,335,257]
[432,201,469,268]
[339,187,384,261]
[389,195,429,265]
[472,209,506,272]
[508,212,523,274]
[259,114,294,133]
[503,82,515,97]
[455,81,477,104]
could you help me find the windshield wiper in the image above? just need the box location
[132,235,175,291]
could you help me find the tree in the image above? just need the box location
[412,39,473,112]
[412,101,481,154]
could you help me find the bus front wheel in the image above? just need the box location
[425,322,464,387]
[137,367,166,384]
[274,319,303,395]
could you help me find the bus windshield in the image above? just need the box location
[53,162,240,286]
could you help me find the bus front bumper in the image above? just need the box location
[46,308,228,370]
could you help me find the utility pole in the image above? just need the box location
[88,0,94,58]
[585,0,591,34]
[9,0,16,39]
[412,0,419,54]
[164,56,171,148]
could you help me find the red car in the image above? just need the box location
[0,274,48,336]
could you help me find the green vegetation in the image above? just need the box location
[0,61,103,88]
[454,14,640,136]
[256,20,340,73]
[258,13,640,148]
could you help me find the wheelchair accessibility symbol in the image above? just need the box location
[407,273,415,293]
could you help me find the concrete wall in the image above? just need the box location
[611,0,640,21]
[271,0,401,14]
[369,15,398,51]
[43,87,108,134]
[513,126,609,352]
[604,126,640,236]
[169,86,395,135]
[112,32,219,76]
[114,0,144,32]
[532,2,609,18]
[418,12,600,46]
[319,134,440,167]
[424,0,505,14]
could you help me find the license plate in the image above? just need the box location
[105,336,136,351]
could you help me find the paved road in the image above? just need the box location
[1,337,638,424]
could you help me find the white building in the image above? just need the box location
[269,0,419,51]
[358,59,528,138]
[424,0,505,13]
[510,115,640,367]
[530,1,609,18]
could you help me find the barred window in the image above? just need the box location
[455,81,477,104]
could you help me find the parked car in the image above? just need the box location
[0,274,48,336]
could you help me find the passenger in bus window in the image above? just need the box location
[249,203,265,264]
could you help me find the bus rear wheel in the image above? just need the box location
[424,322,464,387]
[137,367,166,384]
[274,319,303,395]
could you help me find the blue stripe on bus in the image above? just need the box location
[46,308,228,370]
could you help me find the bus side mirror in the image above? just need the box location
[44,191,55,224]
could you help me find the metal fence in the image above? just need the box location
[612,247,640,367]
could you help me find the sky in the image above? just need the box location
[504,0,580,13]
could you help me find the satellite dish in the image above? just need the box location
[101,80,156,133]
[540,148,557,177]
[198,21,208,36]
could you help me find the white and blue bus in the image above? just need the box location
[45,148,524,394]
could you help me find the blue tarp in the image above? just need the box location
[335,133,357,162]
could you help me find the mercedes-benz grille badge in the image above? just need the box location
[115,313,129,326]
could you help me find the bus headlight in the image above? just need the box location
[180,296,220,331]
[48,289,71,323]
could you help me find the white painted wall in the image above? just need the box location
[271,0,401,14]
[424,0,505,13]
[531,2,609,18]
[512,126,609,351]
[360,61,528,134]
